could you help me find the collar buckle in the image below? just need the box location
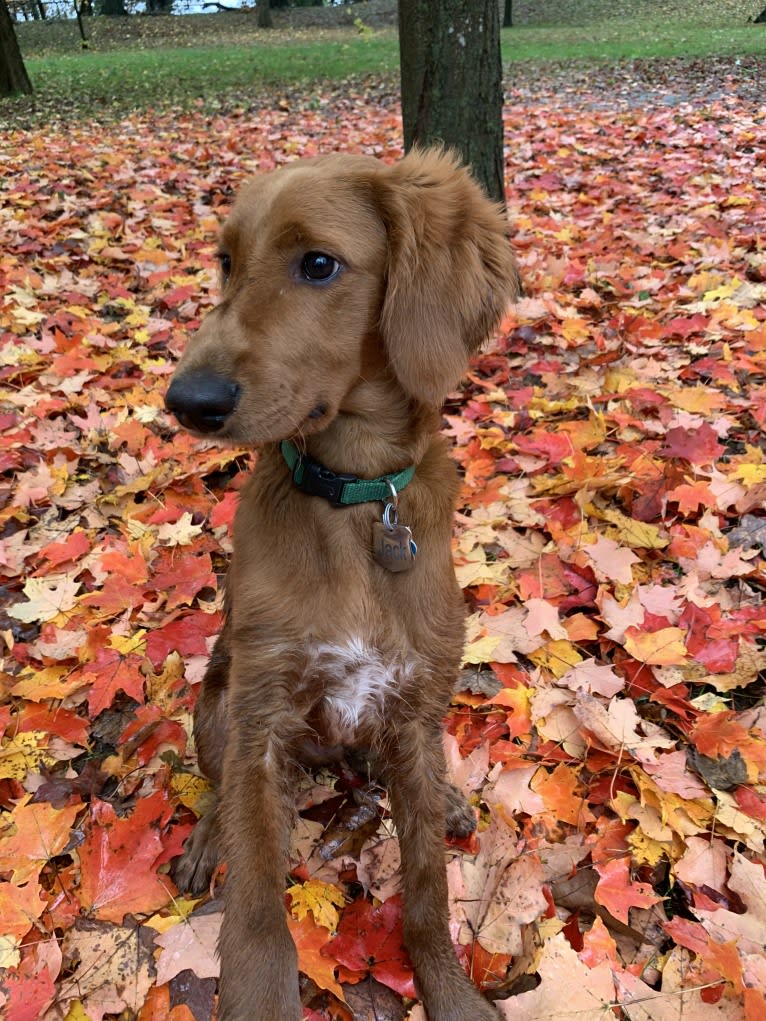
[295,454,358,507]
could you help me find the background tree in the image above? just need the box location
[398,0,505,204]
[257,0,273,29]
[504,0,512,28]
[99,0,127,15]
[0,0,33,97]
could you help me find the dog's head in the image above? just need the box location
[165,148,520,442]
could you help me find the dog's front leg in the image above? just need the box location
[217,690,302,1021]
[385,716,499,1021]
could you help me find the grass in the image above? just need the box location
[22,33,400,112]
[4,6,766,123]
[502,21,766,62]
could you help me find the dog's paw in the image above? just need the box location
[444,784,477,839]
[171,812,220,895]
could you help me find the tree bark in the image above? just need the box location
[0,0,33,97]
[257,0,273,28]
[398,0,505,204]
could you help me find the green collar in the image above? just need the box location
[280,440,415,508]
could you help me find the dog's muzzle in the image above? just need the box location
[165,371,240,433]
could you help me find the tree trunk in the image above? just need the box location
[0,0,33,97]
[257,0,273,28]
[503,0,512,28]
[101,0,127,16]
[398,0,505,204]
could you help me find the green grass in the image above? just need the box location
[502,20,766,62]
[5,11,766,124]
[20,33,400,114]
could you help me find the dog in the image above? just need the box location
[165,147,520,1021]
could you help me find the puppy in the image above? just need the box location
[166,147,520,1021]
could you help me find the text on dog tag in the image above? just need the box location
[372,521,417,573]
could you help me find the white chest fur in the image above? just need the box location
[303,638,414,742]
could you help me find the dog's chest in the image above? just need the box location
[301,639,413,744]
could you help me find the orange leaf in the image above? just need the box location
[623,626,688,665]
[579,915,617,968]
[287,912,344,1000]
[79,792,176,923]
[531,763,595,826]
[0,799,80,884]
[594,857,661,924]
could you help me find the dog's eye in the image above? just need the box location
[300,252,341,283]
[218,251,232,282]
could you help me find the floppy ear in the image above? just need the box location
[374,147,521,406]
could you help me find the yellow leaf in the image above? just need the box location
[145,897,200,933]
[63,1003,91,1021]
[0,732,55,781]
[454,548,509,588]
[730,463,766,485]
[713,790,764,849]
[0,935,20,968]
[702,277,742,303]
[628,826,670,867]
[630,769,713,836]
[528,639,583,679]
[561,317,590,343]
[623,627,687,666]
[461,634,502,666]
[600,509,669,550]
[11,665,80,701]
[109,630,147,657]
[288,879,345,932]
[528,395,581,416]
[170,772,214,816]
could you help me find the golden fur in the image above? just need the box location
[166,147,520,1021]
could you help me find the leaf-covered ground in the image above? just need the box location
[1,59,766,1021]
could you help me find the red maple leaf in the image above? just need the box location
[659,423,725,464]
[326,895,417,999]
[78,790,177,923]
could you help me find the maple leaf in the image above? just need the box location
[57,918,155,1021]
[660,423,725,464]
[0,876,47,944]
[0,938,59,1021]
[288,878,346,932]
[0,732,57,781]
[288,912,344,999]
[0,798,80,884]
[594,857,662,925]
[531,762,595,826]
[623,625,688,666]
[78,792,176,923]
[583,535,640,584]
[450,818,547,956]
[574,692,675,759]
[7,574,80,624]
[154,910,222,985]
[328,895,417,998]
[558,658,624,697]
[496,932,615,1020]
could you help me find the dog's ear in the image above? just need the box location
[374,147,520,406]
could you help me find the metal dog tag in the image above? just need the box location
[372,520,417,572]
[372,485,417,573]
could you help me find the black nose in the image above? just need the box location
[165,372,240,433]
